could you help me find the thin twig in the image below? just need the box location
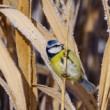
[61,0,71,110]
[61,77,66,110]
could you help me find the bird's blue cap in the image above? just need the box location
[47,40,59,48]
[46,40,60,59]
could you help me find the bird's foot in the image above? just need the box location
[61,73,67,77]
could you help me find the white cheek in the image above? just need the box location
[48,47,62,54]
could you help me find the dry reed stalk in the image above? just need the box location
[61,78,66,110]
[99,0,110,110]
[99,36,110,110]
[61,0,71,110]
[30,51,38,110]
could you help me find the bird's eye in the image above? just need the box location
[61,44,64,47]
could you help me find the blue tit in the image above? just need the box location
[46,40,96,93]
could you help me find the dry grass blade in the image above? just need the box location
[32,19,55,40]
[99,37,110,110]
[15,33,32,109]
[99,0,110,110]
[0,77,15,109]
[0,6,75,110]
[36,84,73,110]
[0,40,26,110]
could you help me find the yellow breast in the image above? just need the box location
[50,50,64,77]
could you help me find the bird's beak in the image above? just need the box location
[61,44,64,47]
[61,44,64,49]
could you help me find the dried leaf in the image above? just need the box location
[0,40,26,110]
[32,19,55,40]
[37,84,73,110]
[99,0,110,110]
[99,37,110,110]
[15,31,33,107]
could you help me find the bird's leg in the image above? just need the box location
[63,52,67,57]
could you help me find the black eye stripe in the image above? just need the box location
[48,44,64,49]
[53,44,62,47]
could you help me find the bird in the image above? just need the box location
[46,39,96,94]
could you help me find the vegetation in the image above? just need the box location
[0,0,109,110]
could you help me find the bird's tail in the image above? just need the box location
[80,78,96,94]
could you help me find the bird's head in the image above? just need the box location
[46,40,64,59]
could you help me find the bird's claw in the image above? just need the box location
[61,73,67,77]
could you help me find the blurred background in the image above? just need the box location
[0,0,108,109]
